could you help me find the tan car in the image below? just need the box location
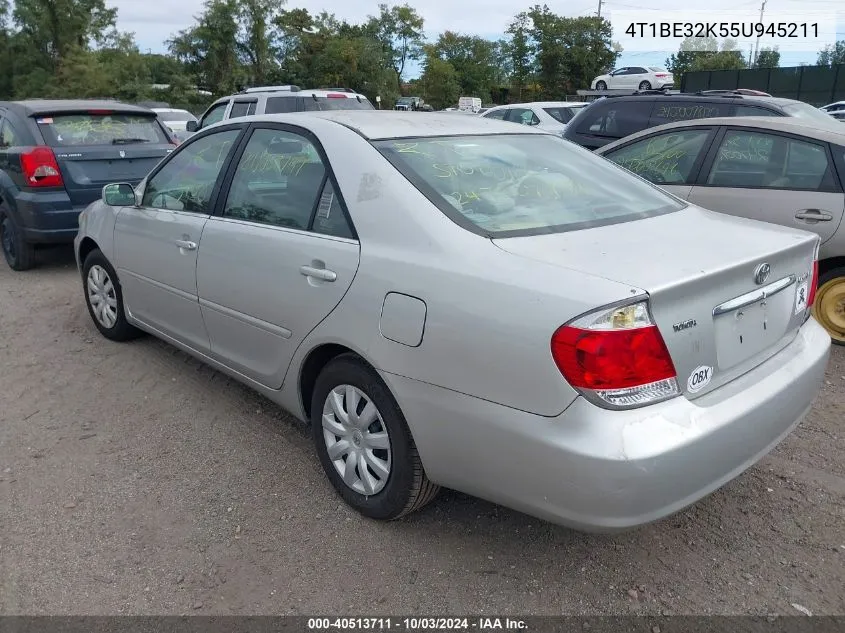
[596,116,845,344]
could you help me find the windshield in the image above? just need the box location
[782,102,843,129]
[156,110,196,122]
[649,67,668,72]
[544,105,585,123]
[36,113,169,146]
[375,134,684,237]
[303,97,374,111]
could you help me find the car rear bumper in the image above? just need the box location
[12,191,83,244]
[382,317,830,532]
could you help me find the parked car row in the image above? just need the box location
[0,88,836,532]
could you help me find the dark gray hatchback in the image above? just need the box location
[0,100,176,270]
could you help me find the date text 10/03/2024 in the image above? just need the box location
[307,618,529,631]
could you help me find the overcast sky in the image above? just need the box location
[108,0,844,76]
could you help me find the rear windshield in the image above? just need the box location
[544,105,585,123]
[375,134,684,237]
[156,110,196,122]
[302,96,374,111]
[36,113,169,147]
[649,67,668,72]
[781,102,843,130]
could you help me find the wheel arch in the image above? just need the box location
[77,236,101,271]
[819,255,845,280]
[298,343,383,422]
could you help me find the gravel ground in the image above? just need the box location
[1,247,843,617]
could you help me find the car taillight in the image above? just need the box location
[20,146,63,188]
[807,259,819,308]
[327,93,347,99]
[655,73,668,78]
[551,300,679,408]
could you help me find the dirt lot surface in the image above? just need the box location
[1,247,843,617]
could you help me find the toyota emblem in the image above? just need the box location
[119,150,126,158]
[753,262,771,285]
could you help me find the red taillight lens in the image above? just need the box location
[655,73,668,77]
[327,93,347,99]
[20,146,63,188]
[552,325,677,390]
[807,260,819,308]
[551,300,680,408]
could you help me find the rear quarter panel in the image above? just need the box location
[278,120,647,418]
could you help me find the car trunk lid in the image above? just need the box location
[493,206,819,399]
[33,111,174,207]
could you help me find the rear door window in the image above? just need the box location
[648,101,731,126]
[35,113,169,147]
[706,130,834,190]
[505,108,540,126]
[229,101,256,119]
[579,101,654,138]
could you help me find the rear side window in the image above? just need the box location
[544,107,582,123]
[302,96,374,111]
[265,97,299,114]
[375,134,684,237]
[649,101,730,126]
[734,105,780,117]
[578,101,654,138]
[506,108,540,126]
[36,113,169,147]
[0,119,20,148]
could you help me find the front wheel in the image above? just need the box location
[312,354,440,520]
[595,81,607,91]
[811,267,845,345]
[82,249,141,341]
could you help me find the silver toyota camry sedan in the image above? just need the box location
[74,111,831,532]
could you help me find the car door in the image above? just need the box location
[627,67,650,89]
[687,126,845,243]
[607,68,627,89]
[113,126,244,351]
[195,125,360,388]
[599,126,717,199]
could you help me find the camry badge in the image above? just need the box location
[754,262,771,285]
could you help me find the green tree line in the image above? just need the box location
[0,0,843,114]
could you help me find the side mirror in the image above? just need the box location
[102,183,138,207]
[186,120,198,132]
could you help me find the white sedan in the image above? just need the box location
[480,101,589,135]
[591,66,674,91]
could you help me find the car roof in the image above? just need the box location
[596,116,845,151]
[240,111,551,140]
[490,101,590,109]
[1,99,153,116]
[152,107,191,113]
[593,93,793,107]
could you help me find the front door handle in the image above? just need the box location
[175,239,197,250]
[794,209,833,222]
[300,265,337,282]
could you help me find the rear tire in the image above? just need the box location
[311,354,440,520]
[812,266,845,346]
[638,81,652,91]
[596,81,607,91]
[82,248,141,342]
[0,208,36,271]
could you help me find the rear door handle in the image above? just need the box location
[175,239,197,250]
[300,265,337,282]
[794,210,833,222]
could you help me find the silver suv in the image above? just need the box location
[188,86,374,132]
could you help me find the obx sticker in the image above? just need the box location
[687,365,713,393]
